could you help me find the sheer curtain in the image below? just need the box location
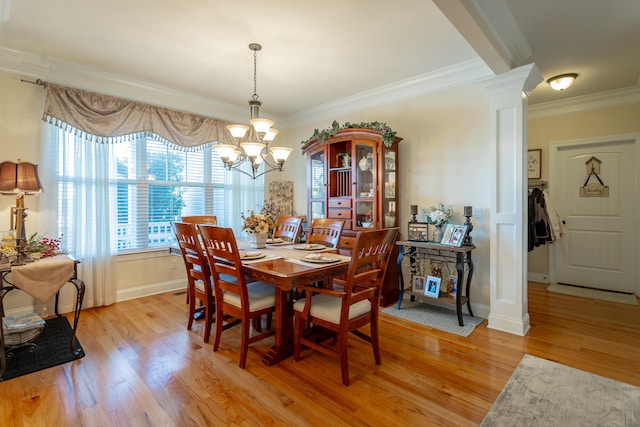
[39,123,119,307]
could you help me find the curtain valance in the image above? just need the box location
[42,84,234,149]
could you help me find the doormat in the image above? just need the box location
[547,283,638,305]
[481,354,640,426]
[1,316,85,381]
[381,300,485,337]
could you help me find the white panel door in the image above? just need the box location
[552,139,636,293]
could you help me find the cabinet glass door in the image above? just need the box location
[383,147,397,227]
[355,143,375,228]
[309,149,326,219]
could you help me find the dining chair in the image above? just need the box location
[307,218,344,248]
[293,227,399,386]
[272,215,303,242]
[181,215,218,225]
[171,221,215,343]
[197,224,276,368]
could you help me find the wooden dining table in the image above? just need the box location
[236,242,351,365]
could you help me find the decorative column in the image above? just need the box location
[482,64,542,336]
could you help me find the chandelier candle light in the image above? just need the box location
[214,43,293,179]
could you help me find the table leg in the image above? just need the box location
[261,288,293,365]
[396,245,405,309]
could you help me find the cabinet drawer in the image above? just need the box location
[328,209,352,220]
[328,198,352,209]
[339,236,355,253]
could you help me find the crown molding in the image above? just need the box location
[528,85,640,119]
[0,46,249,123]
[281,58,494,129]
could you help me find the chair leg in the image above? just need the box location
[371,314,381,365]
[339,332,350,386]
[266,312,272,330]
[203,303,212,343]
[213,308,224,352]
[187,294,196,331]
[239,318,250,368]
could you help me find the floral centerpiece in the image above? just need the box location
[424,203,452,242]
[241,210,275,249]
[241,210,275,234]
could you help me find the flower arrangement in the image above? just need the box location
[241,210,275,235]
[424,203,452,227]
[0,233,67,261]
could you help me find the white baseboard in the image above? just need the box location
[116,279,186,302]
[2,279,187,318]
[527,272,549,283]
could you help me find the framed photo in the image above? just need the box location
[424,275,441,298]
[408,222,428,242]
[446,275,458,298]
[412,275,426,293]
[528,149,541,179]
[442,224,467,247]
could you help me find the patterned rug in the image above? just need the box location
[481,354,640,426]
[1,316,85,381]
[381,300,485,337]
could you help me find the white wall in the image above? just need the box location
[1,69,493,317]
[274,83,492,314]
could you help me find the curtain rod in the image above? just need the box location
[20,78,48,88]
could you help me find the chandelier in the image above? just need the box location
[214,43,292,179]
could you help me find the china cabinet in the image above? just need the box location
[303,128,402,305]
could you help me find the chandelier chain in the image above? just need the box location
[252,48,258,101]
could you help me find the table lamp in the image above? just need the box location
[0,160,43,265]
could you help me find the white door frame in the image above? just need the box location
[548,133,640,296]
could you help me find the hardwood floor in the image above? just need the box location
[1,282,639,426]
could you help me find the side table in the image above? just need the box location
[0,256,85,380]
[396,240,474,326]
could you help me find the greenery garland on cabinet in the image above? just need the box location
[300,120,397,152]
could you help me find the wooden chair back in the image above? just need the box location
[307,218,344,248]
[197,224,275,368]
[273,216,303,242]
[170,221,215,342]
[181,215,218,225]
[293,227,399,385]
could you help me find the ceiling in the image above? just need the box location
[0,0,639,125]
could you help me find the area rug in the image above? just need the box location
[1,316,85,381]
[381,300,485,337]
[548,283,638,305]
[481,354,640,426]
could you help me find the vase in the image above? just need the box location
[433,225,444,243]
[250,233,267,249]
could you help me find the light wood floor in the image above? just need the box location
[1,282,639,426]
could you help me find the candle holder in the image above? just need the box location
[410,205,418,222]
[463,206,474,246]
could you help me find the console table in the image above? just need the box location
[0,255,85,380]
[396,240,474,326]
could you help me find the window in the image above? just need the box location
[54,130,261,254]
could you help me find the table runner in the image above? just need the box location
[10,255,75,303]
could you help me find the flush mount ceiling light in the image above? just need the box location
[214,43,292,179]
[547,73,578,91]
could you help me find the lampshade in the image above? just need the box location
[263,128,279,142]
[547,73,578,91]
[250,118,274,135]
[226,124,250,139]
[240,142,266,157]
[270,147,293,162]
[0,161,43,194]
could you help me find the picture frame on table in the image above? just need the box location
[407,222,428,242]
[442,224,468,247]
[424,275,441,298]
[412,275,426,293]
[528,149,541,179]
